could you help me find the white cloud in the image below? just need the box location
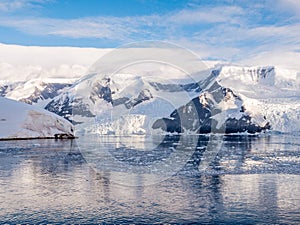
[0,17,138,39]
[169,6,244,25]
[0,5,247,40]
[240,50,300,71]
[277,0,300,17]
[0,0,49,12]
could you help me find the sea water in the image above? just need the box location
[0,134,299,223]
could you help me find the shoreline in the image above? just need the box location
[0,136,77,141]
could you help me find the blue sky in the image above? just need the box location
[0,0,300,65]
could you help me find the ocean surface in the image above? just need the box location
[0,133,299,224]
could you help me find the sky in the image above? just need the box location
[0,0,300,69]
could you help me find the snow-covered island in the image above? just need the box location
[0,97,74,140]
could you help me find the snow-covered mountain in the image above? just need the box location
[0,79,72,106]
[0,97,74,139]
[43,63,300,135]
[1,63,299,134]
[0,43,299,135]
[43,66,275,135]
[215,65,300,133]
[45,72,203,133]
[153,81,270,134]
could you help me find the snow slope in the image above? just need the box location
[0,97,74,139]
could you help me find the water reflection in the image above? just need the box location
[0,134,299,223]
